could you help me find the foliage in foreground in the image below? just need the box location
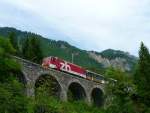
[104,67,136,113]
[104,42,150,113]
[133,42,150,113]
[28,88,105,113]
[0,36,28,113]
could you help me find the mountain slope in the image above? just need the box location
[0,27,137,72]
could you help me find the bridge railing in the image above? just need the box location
[11,55,42,67]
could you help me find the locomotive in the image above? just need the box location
[42,56,106,84]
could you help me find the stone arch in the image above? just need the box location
[67,80,86,101]
[10,69,31,96]
[91,87,104,107]
[15,71,27,94]
[17,71,27,86]
[35,73,62,99]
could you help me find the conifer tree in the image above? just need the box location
[134,42,150,107]
[22,37,43,63]
[8,32,19,55]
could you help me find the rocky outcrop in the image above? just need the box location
[88,52,132,71]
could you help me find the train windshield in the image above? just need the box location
[42,57,50,67]
[51,57,56,62]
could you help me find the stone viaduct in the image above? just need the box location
[13,56,106,106]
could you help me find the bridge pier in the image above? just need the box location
[85,94,92,106]
[60,88,67,102]
[26,81,35,97]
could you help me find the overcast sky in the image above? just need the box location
[0,0,150,56]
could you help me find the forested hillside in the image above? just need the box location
[0,27,137,72]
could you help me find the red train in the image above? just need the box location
[42,56,106,83]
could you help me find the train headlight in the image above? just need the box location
[42,63,44,66]
[101,80,105,84]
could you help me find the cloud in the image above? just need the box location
[0,0,150,56]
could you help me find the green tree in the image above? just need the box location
[0,37,28,113]
[0,36,15,56]
[0,80,28,113]
[0,36,19,81]
[22,37,43,63]
[8,32,19,55]
[31,37,43,63]
[133,42,150,110]
[22,37,31,59]
[105,67,136,113]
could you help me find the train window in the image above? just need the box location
[51,57,55,61]
[86,71,106,81]
[97,75,103,80]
